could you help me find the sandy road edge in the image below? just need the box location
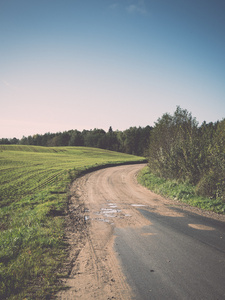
[56,167,136,300]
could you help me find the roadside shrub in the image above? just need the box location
[196,119,225,201]
[148,106,200,183]
[148,109,225,202]
[195,170,218,199]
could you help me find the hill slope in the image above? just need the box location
[0,145,146,299]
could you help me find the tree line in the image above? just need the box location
[1,107,224,201]
[0,126,152,157]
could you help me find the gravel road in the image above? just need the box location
[57,164,225,299]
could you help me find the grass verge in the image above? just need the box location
[0,145,146,299]
[138,166,225,214]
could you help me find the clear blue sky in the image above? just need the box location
[1,0,225,138]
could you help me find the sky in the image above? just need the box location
[1,0,225,139]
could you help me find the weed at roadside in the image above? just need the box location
[138,166,225,214]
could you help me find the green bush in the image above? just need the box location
[196,171,218,198]
[148,107,225,202]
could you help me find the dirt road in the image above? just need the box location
[57,164,225,299]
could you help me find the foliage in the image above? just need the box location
[148,106,199,183]
[0,126,152,157]
[196,119,225,200]
[138,167,225,214]
[0,145,145,299]
[148,107,225,201]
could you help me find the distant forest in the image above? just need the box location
[1,107,224,201]
[0,126,152,157]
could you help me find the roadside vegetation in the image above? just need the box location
[0,126,152,157]
[1,107,224,298]
[138,167,225,213]
[0,145,145,299]
[138,106,225,213]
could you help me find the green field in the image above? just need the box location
[0,145,145,299]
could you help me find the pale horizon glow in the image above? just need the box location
[1,0,225,139]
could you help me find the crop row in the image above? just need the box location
[0,145,145,299]
[0,145,145,207]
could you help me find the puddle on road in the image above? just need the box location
[101,208,121,217]
[96,218,112,223]
[92,202,134,224]
[131,204,146,207]
[108,203,118,208]
[84,215,90,221]
[101,202,121,218]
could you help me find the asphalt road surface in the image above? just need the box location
[115,207,225,299]
[58,164,225,300]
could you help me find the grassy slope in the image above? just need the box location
[138,166,225,214]
[0,145,145,299]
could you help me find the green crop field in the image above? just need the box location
[0,145,145,299]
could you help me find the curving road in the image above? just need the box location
[58,164,225,300]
